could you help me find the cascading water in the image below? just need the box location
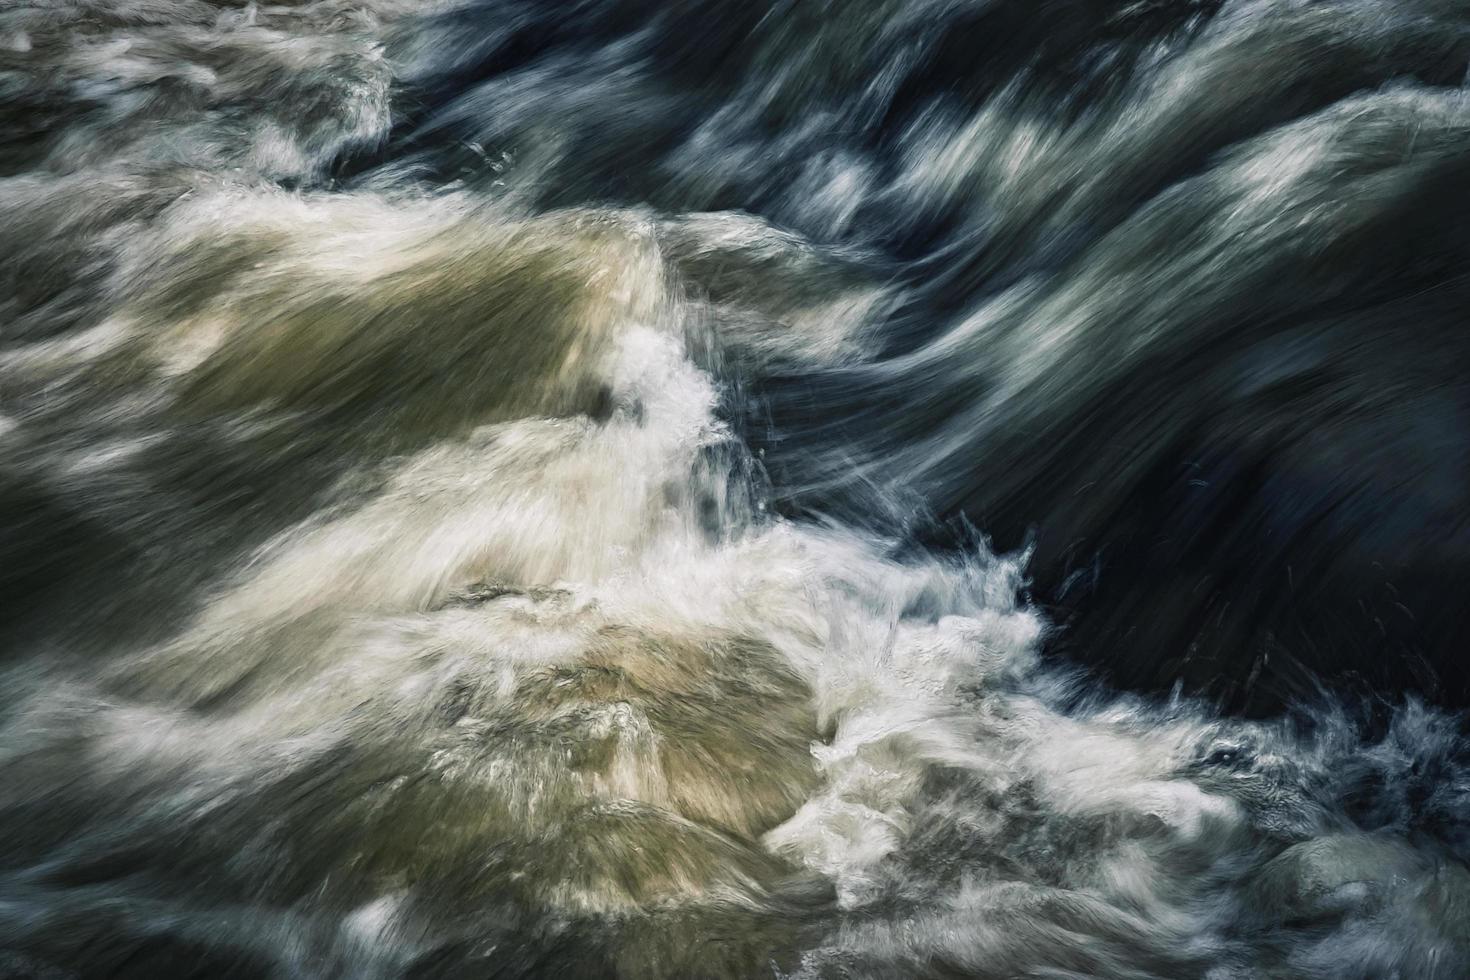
[2,1,1469,977]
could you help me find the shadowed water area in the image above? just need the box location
[2,1,1470,977]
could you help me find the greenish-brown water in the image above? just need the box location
[2,1,1470,977]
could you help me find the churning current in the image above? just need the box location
[2,1,1469,977]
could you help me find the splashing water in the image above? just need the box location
[2,1,1469,977]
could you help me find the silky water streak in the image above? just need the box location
[1,1,1469,978]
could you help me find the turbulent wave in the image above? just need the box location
[2,1,1469,977]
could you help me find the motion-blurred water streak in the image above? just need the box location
[2,1,1469,977]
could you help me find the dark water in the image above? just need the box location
[2,1,1469,977]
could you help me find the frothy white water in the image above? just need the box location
[2,0,1469,977]
[4,269,1467,976]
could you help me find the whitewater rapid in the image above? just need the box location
[2,1,1469,977]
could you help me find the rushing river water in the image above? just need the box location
[3,1,1470,977]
